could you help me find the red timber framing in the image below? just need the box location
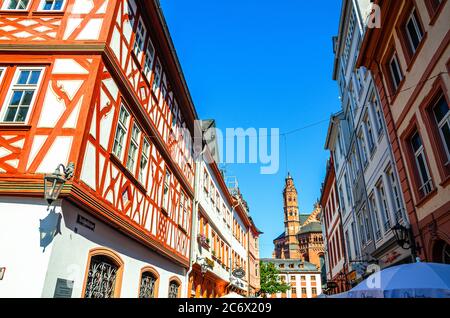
[0,0,198,268]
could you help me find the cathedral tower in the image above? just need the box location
[283,173,301,259]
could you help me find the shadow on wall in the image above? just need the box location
[39,206,62,252]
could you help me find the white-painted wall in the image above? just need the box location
[0,197,187,298]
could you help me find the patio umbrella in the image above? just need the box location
[345,262,450,298]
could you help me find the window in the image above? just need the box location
[425,0,443,18]
[168,280,180,298]
[405,9,424,54]
[351,222,360,257]
[386,167,404,222]
[178,192,185,227]
[432,95,450,164]
[139,271,158,298]
[358,130,368,166]
[300,275,306,282]
[338,184,346,214]
[345,230,352,260]
[369,194,382,240]
[365,114,375,152]
[143,39,156,81]
[343,10,356,67]
[84,253,122,298]
[112,106,130,160]
[377,180,392,231]
[2,0,30,10]
[162,170,171,211]
[152,59,162,93]
[344,173,352,206]
[411,132,433,197]
[363,206,371,241]
[0,68,4,83]
[312,288,317,297]
[371,92,384,135]
[2,68,43,123]
[133,19,146,60]
[138,138,150,184]
[40,0,65,11]
[358,213,366,245]
[311,276,316,282]
[126,123,141,173]
[301,288,307,298]
[389,53,403,91]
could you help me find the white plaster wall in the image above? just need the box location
[0,197,187,298]
[0,197,57,298]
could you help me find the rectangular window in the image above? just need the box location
[405,9,424,54]
[345,230,352,260]
[143,39,155,81]
[133,19,146,60]
[40,0,65,11]
[365,114,375,152]
[339,184,346,214]
[371,92,384,135]
[389,53,403,91]
[358,130,368,166]
[126,123,141,173]
[411,132,433,197]
[369,194,382,240]
[351,222,360,258]
[138,138,150,184]
[363,206,371,242]
[2,0,30,10]
[432,95,450,164]
[344,173,352,206]
[152,59,162,93]
[162,170,171,211]
[2,67,44,123]
[386,167,404,222]
[358,213,366,245]
[377,180,392,232]
[312,288,317,297]
[112,106,130,160]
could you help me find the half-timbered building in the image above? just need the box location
[0,0,197,298]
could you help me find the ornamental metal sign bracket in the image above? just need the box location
[232,268,246,279]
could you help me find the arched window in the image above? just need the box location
[432,240,450,264]
[168,278,181,298]
[139,268,159,298]
[83,248,124,298]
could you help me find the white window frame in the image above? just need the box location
[38,0,66,12]
[112,105,130,161]
[369,194,382,240]
[138,138,150,184]
[411,133,433,196]
[386,167,404,222]
[143,38,155,82]
[433,96,450,164]
[1,66,45,124]
[376,180,392,232]
[405,9,423,53]
[126,123,141,174]
[152,58,162,93]
[133,18,147,62]
[389,54,403,90]
[1,0,31,10]
[162,169,171,212]
[0,67,6,86]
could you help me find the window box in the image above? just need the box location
[198,234,210,249]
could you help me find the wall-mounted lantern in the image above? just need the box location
[44,163,75,206]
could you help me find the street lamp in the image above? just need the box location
[44,163,75,206]
[392,223,411,249]
[391,222,421,262]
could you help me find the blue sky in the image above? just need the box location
[160,0,342,258]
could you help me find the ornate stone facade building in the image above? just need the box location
[273,174,325,270]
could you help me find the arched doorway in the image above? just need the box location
[432,240,450,264]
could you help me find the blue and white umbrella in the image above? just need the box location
[341,262,450,298]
